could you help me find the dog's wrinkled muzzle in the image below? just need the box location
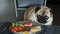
[37,15,49,23]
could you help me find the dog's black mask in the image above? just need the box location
[37,15,49,23]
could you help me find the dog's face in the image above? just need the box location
[35,6,53,25]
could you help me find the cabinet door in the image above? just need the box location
[0,0,17,22]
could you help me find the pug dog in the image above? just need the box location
[24,6,53,25]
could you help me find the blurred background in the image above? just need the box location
[47,0,60,26]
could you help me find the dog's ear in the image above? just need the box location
[47,7,53,17]
[47,7,53,13]
[35,7,41,13]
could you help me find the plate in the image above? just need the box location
[9,21,47,34]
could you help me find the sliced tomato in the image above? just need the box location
[24,22,33,27]
[17,26,24,32]
[9,26,18,32]
[13,27,18,32]
[9,26,15,32]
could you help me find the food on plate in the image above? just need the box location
[25,27,31,31]
[17,26,24,32]
[19,24,25,27]
[22,31,29,34]
[9,23,25,32]
[9,22,42,34]
[24,22,33,27]
[9,26,16,32]
[30,26,41,33]
[11,23,15,26]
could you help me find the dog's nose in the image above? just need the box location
[37,18,47,23]
[37,15,49,23]
[44,16,49,20]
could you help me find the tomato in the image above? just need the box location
[17,26,24,32]
[9,26,15,32]
[9,26,18,32]
[13,27,18,32]
[24,22,33,27]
